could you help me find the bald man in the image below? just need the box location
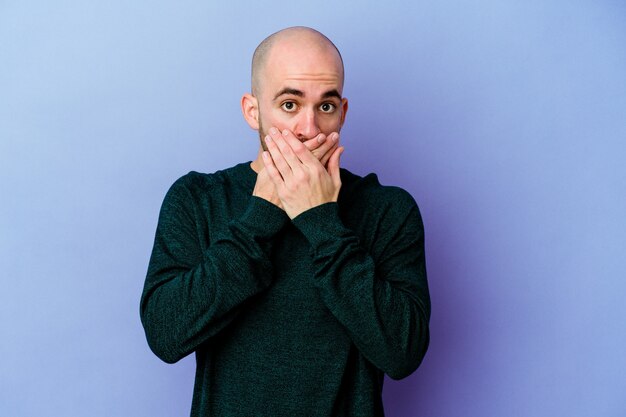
[141,27,430,417]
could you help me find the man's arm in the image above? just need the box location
[262,129,430,380]
[140,136,338,364]
[292,194,430,380]
[140,176,288,364]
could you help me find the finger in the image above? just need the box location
[311,132,337,161]
[270,127,302,170]
[262,151,285,186]
[319,133,340,166]
[303,133,327,153]
[327,146,344,187]
[320,143,339,167]
[264,134,293,179]
[281,128,317,165]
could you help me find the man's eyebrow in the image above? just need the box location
[272,88,343,101]
[321,89,342,100]
[273,88,304,100]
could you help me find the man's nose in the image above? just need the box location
[295,108,320,140]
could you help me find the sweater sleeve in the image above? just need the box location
[291,196,430,380]
[140,178,288,364]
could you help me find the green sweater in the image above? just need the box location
[140,162,430,417]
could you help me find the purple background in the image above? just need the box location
[1,1,625,416]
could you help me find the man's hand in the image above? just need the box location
[252,167,283,208]
[302,132,341,168]
[253,129,340,210]
[262,127,344,219]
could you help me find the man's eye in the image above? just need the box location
[281,102,297,112]
[320,103,336,113]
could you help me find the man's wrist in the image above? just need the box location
[291,202,346,247]
[237,196,289,239]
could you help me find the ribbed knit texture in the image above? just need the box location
[140,162,430,417]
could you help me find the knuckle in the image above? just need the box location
[292,141,305,153]
[295,170,308,182]
[287,181,298,192]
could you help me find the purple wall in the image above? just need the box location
[1,1,624,416]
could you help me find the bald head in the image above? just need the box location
[251,26,344,97]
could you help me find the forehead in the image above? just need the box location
[262,41,344,97]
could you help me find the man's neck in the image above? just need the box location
[250,147,264,173]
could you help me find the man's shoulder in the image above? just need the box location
[339,168,417,210]
[166,162,252,198]
[169,170,224,193]
[338,168,423,238]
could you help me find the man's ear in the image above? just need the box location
[241,93,259,130]
[339,97,349,128]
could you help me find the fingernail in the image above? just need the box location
[282,129,289,136]
[318,134,326,143]
[269,127,278,134]
[265,135,272,143]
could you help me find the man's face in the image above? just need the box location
[255,42,348,148]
